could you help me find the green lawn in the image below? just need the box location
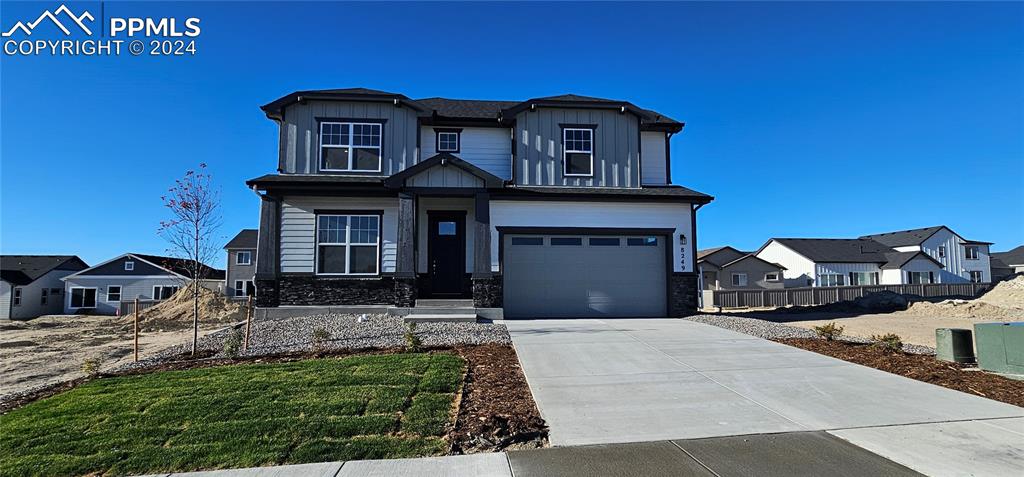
[0,353,465,477]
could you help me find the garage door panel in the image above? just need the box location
[503,235,667,318]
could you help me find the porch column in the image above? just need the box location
[396,192,416,277]
[473,192,491,277]
[255,195,280,307]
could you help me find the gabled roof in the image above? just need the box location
[225,229,258,250]
[765,238,892,264]
[383,153,505,189]
[861,225,992,247]
[261,88,427,117]
[698,247,785,270]
[993,245,1024,266]
[63,253,224,281]
[882,251,945,270]
[0,255,87,285]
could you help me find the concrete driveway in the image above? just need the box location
[506,318,1024,476]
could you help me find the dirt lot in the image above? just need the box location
[0,287,246,400]
[776,312,1001,348]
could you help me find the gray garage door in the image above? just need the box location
[503,234,668,318]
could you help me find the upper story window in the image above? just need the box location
[937,246,946,258]
[563,127,594,177]
[435,129,461,153]
[236,251,252,266]
[964,245,980,260]
[124,261,134,271]
[319,122,382,172]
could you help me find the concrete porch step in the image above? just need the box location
[403,313,478,323]
[414,299,475,308]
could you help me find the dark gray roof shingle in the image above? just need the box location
[132,254,225,280]
[993,245,1024,266]
[0,255,87,285]
[882,251,944,270]
[860,226,947,247]
[772,238,892,263]
[225,230,258,250]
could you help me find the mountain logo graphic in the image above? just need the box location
[2,4,95,37]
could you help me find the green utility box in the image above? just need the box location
[935,328,974,364]
[974,322,1024,378]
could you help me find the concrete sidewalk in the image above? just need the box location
[505,318,1024,475]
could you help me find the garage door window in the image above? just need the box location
[627,237,658,246]
[589,237,620,246]
[510,237,543,246]
[551,237,582,246]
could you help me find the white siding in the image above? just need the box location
[407,166,484,188]
[756,241,816,287]
[490,200,694,272]
[880,269,903,284]
[417,197,476,273]
[815,263,881,286]
[641,131,668,185]
[420,127,512,180]
[920,229,991,283]
[279,196,398,274]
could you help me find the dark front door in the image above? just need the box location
[427,212,466,297]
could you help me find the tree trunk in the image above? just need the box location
[192,227,200,356]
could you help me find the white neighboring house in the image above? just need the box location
[61,253,225,315]
[755,238,946,287]
[861,226,992,284]
[1,255,89,320]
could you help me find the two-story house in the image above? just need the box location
[224,229,258,299]
[247,88,712,318]
[861,226,992,283]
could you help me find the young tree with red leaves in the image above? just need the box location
[159,164,222,356]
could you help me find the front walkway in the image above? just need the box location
[505,318,1024,476]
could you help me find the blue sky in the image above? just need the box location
[2,1,1022,268]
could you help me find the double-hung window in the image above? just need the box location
[969,271,984,283]
[964,246,980,260]
[234,280,246,297]
[107,286,122,302]
[40,289,48,305]
[317,214,380,275]
[12,288,21,306]
[937,246,946,258]
[319,122,382,172]
[818,274,845,287]
[563,128,594,176]
[236,251,252,265]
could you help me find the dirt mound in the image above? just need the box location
[977,275,1024,309]
[902,299,1021,320]
[126,285,246,331]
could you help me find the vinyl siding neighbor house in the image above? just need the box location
[756,225,991,287]
[62,253,225,315]
[248,88,712,318]
[697,247,785,291]
[1,255,89,320]
[991,245,1024,281]
[225,229,258,299]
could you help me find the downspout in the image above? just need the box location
[692,203,704,309]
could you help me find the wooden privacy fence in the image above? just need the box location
[709,282,992,309]
[120,299,161,315]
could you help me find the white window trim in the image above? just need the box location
[318,122,383,173]
[964,245,980,260]
[437,131,459,152]
[69,287,98,308]
[969,271,984,283]
[13,287,22,306]
[234,280,246,297]
[731,273,748,287]
[937,246,946,258]
[765,272,780,281]
[124,261,134,271]
[107,285,122,302]
[315,214,381,276]
[236,251,252,266]
[818,274,845,287]
[152,285,179,301]
[562,127,594,177]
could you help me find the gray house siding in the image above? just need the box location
[3,269,81,320]
[278,100,420,175]
[514,107,640,187]
[718,259,786,290]
[80,256,166,276]
[226,249,256,298]
[407,166,485,188]
[0,281,10,319]
[64,275,185,315]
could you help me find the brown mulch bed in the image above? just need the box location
[449,344,548,453]
[778,338,1024,408]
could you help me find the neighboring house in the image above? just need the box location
[755,238,946,287]
[225,229,258,299]
[861,226,992,284]
[61,253,225,315]
[1,255,89,320]
[247,88,713,318]
[697,246,785,290]
[991,245,1024,281]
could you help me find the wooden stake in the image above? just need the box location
[244,295,253,352]
[133,297,140,362]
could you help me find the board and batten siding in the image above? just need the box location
[489,200,694,272]
[406,165,485,188]
[279,197,398,274]
[279,101,419,175]
[514,108,640,187]
[919,229,991,283]
[756,241,816,287]
[420,127,512,180]
[640,131,668,185]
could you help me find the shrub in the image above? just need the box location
[311,327,331,353]
[813,322,844,341]
[223,329,243,358]
[870,333,903,353]
[81,357,102,376]
[404,322,422,353]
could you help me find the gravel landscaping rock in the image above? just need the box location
[115,314,511,373]
[683,314,935,355]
